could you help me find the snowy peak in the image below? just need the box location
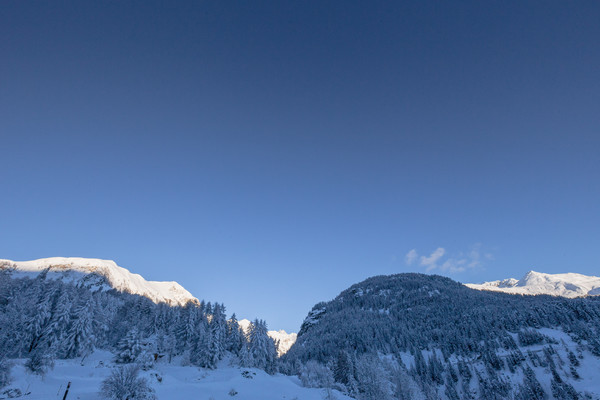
[465,270,600,298]
[0,257,198,306]
[238,319,297,356]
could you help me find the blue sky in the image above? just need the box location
[1,1,599,332]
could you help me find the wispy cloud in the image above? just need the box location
[419,247,445,271]
[405,249,418,265]
[405,244,488,273]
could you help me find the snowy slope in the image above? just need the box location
[238,319,297,356]
[465,270,600,297]
[2,352,352,400]
[0,257,197,306]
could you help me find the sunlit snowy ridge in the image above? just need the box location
[0,257,198,306]
[466,270,600,297]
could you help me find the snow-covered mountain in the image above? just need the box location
[238,319,297,356]
[0,257,197,306]
[286,273,600,399]
[466,270,600,297]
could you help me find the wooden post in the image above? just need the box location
[62,381,71,400]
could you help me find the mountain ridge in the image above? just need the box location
[466,270,600,297]
[0,257,198,306]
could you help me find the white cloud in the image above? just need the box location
[419,247,445,272]
[405,245,489,273]
[405,249,418,265]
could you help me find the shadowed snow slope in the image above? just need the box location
[0,257,197,306]
[466,270,600,297]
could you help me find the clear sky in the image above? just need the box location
[1,1,599,332]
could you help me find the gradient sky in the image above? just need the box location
[1,1,599,332]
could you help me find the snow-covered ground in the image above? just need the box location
[2,352,351,400]
[0,258,197,306]
[465,270,600,297]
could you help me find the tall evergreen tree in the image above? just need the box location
[226,313,244,355]
[244,319,277,374]
[115,327,143,364]
[334,350,353,386]
[24,289,52,353]
[64,298,95,359]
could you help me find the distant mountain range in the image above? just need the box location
[466,270,600,297]
[2,257,600,398]
[0,257,198,306]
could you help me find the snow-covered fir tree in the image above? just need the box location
[64,297,95,359]
[242,319,277,374]
[226,313,244,355]
[115,327,143,364]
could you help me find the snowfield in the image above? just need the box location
[3,352,351,400]
[0,258,198,306]
[465,270,600,298]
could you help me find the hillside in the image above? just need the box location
[284,273,600,399]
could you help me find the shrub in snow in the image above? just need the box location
[137,350,155,371]
[0,356,12,388]
[299,360,333,389]
[100,365,156,400]
[228,388,238,396]
[25,347,54,376]
[115,328,143,364]
[241,370,255,379]
[354,356,391,400]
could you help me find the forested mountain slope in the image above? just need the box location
[284,273,600,399]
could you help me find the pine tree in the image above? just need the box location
[25,343,54,376]
[45,289,72,352]
[24,289,52,353]
[568,350,580,367]
[334,350,352,386]
[550,368,579,400]
[516,365,546,400]
[64,298,95,359]
[190,321,214,369]
[244,319,277,374]
[175,305,198,352]
[226,313,244,355]
[209,303,227,363]
[0,354,11,389]
[116,327,143,364]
